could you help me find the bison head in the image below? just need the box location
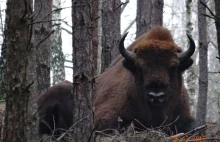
[120,28,195,108]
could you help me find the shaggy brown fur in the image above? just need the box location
[94,27,195,134]
[37,27,195,136]
[37,80,73,137]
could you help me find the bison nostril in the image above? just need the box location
[148,92,166,104]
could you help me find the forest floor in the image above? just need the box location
[0,102,219,141]
[206,122,220,141]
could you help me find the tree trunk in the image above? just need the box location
[0,4,7,97]
[136,0,164,38]
[185,0,196,116]
[101,0,121,72]
[215,0,220,61]
[72,0,97,141]
[52,0,65,85]
[215,0,220,133]
[92,0,99,75]
[3,0,32,141]
[196,0,208,130]
[34,0,52,94]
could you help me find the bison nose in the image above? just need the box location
[148,92,166,104]
[148,92,165,97]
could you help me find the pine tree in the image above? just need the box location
[101,0,121,72]
[72,0,98,141]
[3,0,32,141]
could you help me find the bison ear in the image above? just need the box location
[179,58,193,72]
[122,59,136,73]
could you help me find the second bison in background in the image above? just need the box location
[37,27,196,137]
[94,26,196,134]
[37,80,74,138]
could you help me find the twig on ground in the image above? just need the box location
[55,115,89,142]
[154,116,179,131]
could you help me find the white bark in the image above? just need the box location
[51,0,65,85]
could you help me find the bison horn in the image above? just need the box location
[119,32,135,61]
[178,34,195,62]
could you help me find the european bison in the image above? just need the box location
[37,80,73,138]
[94,26,196,134]
[38,26,196,137]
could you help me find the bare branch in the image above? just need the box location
[200,0,220,20]
[210,40,218,49]
[121,0,130,14]
[202,14,215,20]
[36,30,54,49]
[154,116,180,130]
[208,71,220,74]
[30,18,67,25]
[122,18,135,35]
[61,27,72,35]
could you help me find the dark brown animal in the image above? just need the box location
[37,27,196,137]
[37,80,73,138]
[94,27,196,134]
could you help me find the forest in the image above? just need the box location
[0,0,219,141]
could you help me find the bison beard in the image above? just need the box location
[94,26,196,135]
[37,27,196,137]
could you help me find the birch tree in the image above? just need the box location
[185,0,196,116]
[52,0,65,85]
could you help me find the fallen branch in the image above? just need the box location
[170,125,207,140]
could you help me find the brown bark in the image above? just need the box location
[196,0,208,129]
[3,0,32,141]
[101,0,121,72]
[72,0,96,141]
[136,0,164,38]
[34,0,52,94]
